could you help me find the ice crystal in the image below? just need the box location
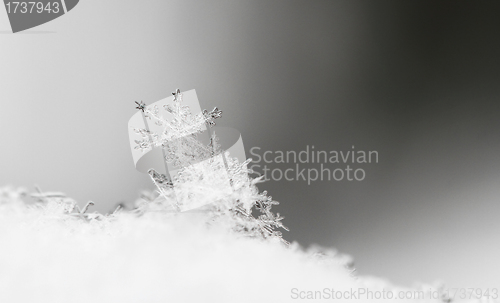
[134,139,151,151]
[27,186,115,222]
[133,89,289,245]
[135,100,146,112]
[202,107,223,127]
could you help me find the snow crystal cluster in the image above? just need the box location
[132,89,289,245]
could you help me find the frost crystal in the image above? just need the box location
[133,89,289,245]
[135,100,146,112]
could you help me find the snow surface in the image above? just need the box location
[0,186,468,303]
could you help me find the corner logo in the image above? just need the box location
[3,0,78,33]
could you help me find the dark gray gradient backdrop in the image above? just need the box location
[1,0,499,288]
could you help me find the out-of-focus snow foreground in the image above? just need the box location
[0,186,481,303]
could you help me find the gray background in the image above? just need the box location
[1,0,499,288]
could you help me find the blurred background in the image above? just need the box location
[1,0,499,288]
